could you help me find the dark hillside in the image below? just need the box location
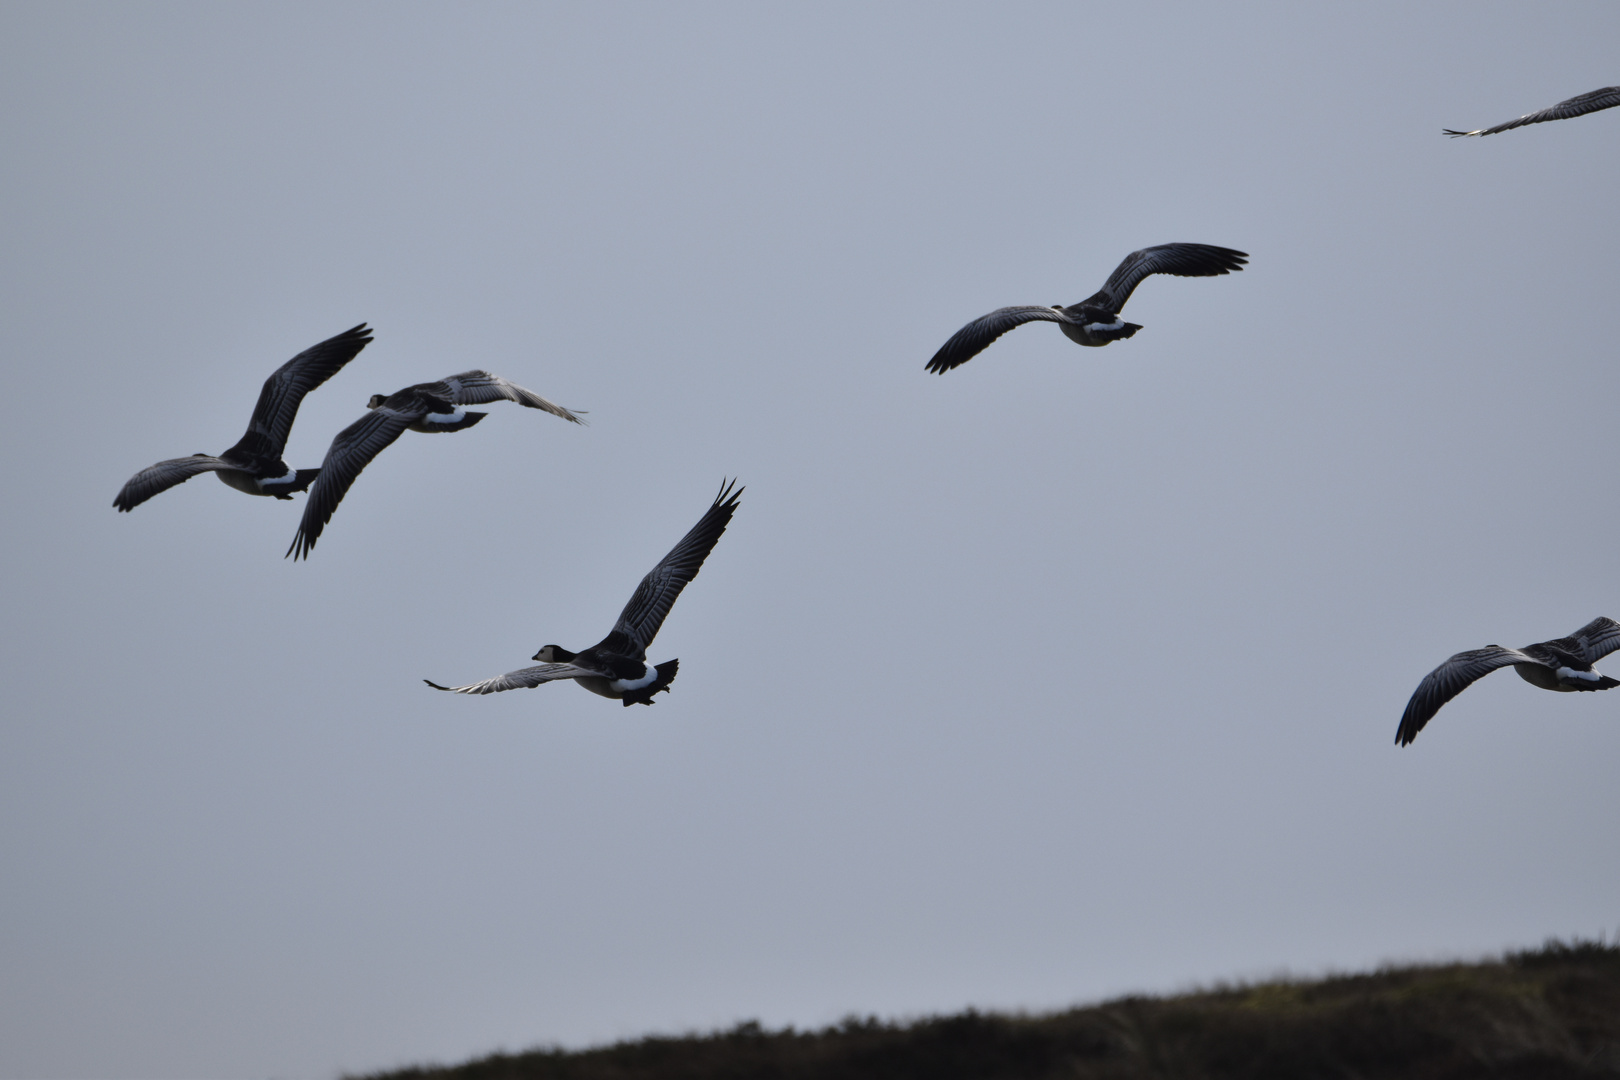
[358,939,1620,1080]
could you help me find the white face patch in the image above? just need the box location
[1085,319,1126,332]
[256,465,297,488]
[609,664,659,693]
[424,406,466,425]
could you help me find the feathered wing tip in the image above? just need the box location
[1393,645,1524,747]
[605,480,743,651]
[1087,243,1250,312]
[286,528,314,561]
[1443,86,1620,137]
[712,477,742,513]
[621,659,679,705]
[112,454,230,512]
[1395,696,1441,747]
[924,306,1071,373]
[237,323,376,458]
[1569,616,1620,663]
[441,371,587,424]
[285,408,416,561]
[504,382,587,425]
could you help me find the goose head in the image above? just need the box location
[533,645,577,663]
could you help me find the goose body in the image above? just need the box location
[926,243,1248,374]
[286,370,583,560]
[1445,86,1620,137]
[113,324,373,512]
[426,480,741,706]
[1396,617,1620,746]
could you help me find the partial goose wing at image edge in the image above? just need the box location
[1444,86,1620,136]
[1567,617,1620,664]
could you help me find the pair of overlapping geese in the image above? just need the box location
[115,86,1620,735]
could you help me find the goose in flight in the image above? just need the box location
[426,480,742,706]
[1396,617,1620,746]
[925,243,1248,374]
[113,324,373,512]
[1444,86,1620,137]
[286,370,583,560]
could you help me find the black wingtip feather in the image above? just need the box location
[285,531,313,561]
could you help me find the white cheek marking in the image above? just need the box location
[424,406,466,425]
[609,664,659,692]
[1558,666,1603,682]
[1085,319,1125,332]
[256,465,297,488]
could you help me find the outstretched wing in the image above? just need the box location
[1445,86,1620,137]
[1080,244,1249,314]
[925,306,1073,373]
[113,455,234,512]
[1566,617,1620,664]
[230,324,373,459]
[600,480,743,654]
[423,663,591,694]
[1395,645,1532,746]
[285,408,413,560]
[440,370,584,424]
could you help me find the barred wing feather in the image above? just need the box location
[1445,87,1620,137]
[1395,646,1531,746]
[423,663,591,694]
[925,307,1072,373]
[608,480,742,652]
[235,324,373,457]
[1085,244,1249,313]
[441,370,584,424]
[286,408,413,559]
[1568,617,1620,663]
[113,455,233,512]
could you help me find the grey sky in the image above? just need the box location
[3,2,1619,1077]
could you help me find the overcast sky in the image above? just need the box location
[4,3,1619,1077]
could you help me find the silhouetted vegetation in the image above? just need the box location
[356,938,1620,1080]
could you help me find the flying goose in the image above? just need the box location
[1444,86,1620,137]
[113,324,373,512]
[426,480,742,706]
[286,370,583,560]
[1396,617,1620,746]
[925,243,1248,374]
